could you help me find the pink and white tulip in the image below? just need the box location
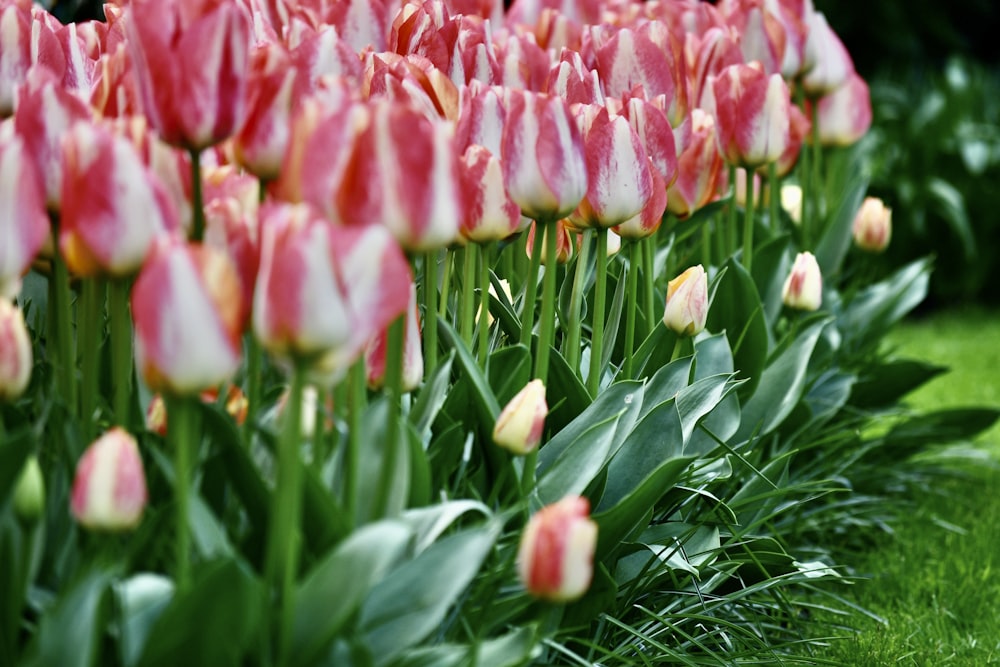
[70,428,148,532]
[517,495,598,602]
[812,72,871,147]
[782,251,822,311]
[852,197,892,253]
[666,109,725,219]
[708,62,791,169]
[459,145,521,243]
[0,132,48,298]
[0,298,31,401]
[493,378,547,455]
[663,264,709,337]
[366,282,423,392]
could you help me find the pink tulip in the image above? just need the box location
[459,145,521,244]
[132,239,244,395]
[614,160,667,240]
[765,102,810,178]
[684,26,742,112]
[71,428,148,532]
[126,0,251,150]
[663,264,708,337]
[782,251,822,311]
[595,27,675,101]
[545,50,603,107]
[526,219,575,265]
[502,91,588,222]
[812,72,871,147]
[366,282,423,392]
[233,43,297,181]
[666,109,726,219]
[0,298,31,401]
[60,120,180,278]
[493,378,547,455]
[454,81,506,156]
[203,165,261,323]
[0,3,34,116]
[852,197,892,253]
[620,95,678,188]
[709,62,791,169]
[801,11,853,98]
[0,133,48,299]
[517,495,598,602]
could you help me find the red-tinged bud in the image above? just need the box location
[782,251,822,311]
[708,62,791,169]
[0,298,31,400]
[234,43,296,180]
[493,378,547,455]
[517,495,598,602]
[502,91,588,222]
[852,197,891,253]
[663,264,708,337]
[526,219,575,265]
[801,11,853,98]
[666,109,726,219]
[60,120,180,278]
[812,72,871,147]
[366,282,423,393]
[132,240,244,396]
[126,0,251,150]
[460,145,521,244]
[0,132,48,299]
[70,428,148,532]
[780,183,803,225]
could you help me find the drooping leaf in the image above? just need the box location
[849,358,948,408]
[705,258,768,397]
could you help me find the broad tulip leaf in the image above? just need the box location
[488,271,522,341]
[137,558,262,667]
[750,234,792,330]
[631,322,679,381]
[389,626,535,667]
[360,521,501,666]
[635,357,693,423]
[675,373,739,447]
[882,407,1000,454]
[292,520,413,666]
[599,264,628,381]
[705,258,768,397]
[849,358,947,408]
[116,574,175,667]
[544,347,593,433]
[410,351,455,441]
[438,320,500,420]
[814,171,869,276]
[399,500,492,555]
[356,398,411,524]
[837,259,931,355]
[616,523,721,584]
[536,411,625,506]
[487,345,532,406]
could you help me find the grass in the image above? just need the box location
[810,306,1000,665]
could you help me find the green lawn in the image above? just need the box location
[814,307,1000,665]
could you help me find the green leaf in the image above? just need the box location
[536,411,625,506]
[398,500,492,555]
[137,558,262,667]
[735,317,828,443]
[675,373,738,447]
[631,322,678,381]
[882,407,1000,454]
[292,521,413,666]
[0,426,33,507]
[389,626,536,667]
[750,235,792,329]
[849,359,948,408]
[635,357,692,422]
[23,566,116,667]
[616,523,721,583]
[599,263,628,378]
[814,171,869,277]
[360,521,501,666]
[488,270,522,342]
[438,320,500,420]
[410,351,455,441]
[115,574,175,667]
[705,258,768,397]
[356,398,410,525]
[838,259,931,354]
[487,345,532,406]
[927,177,976,259]
[544,347,593,434]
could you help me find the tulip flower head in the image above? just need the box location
[517,495,598,602]
[663,265,709,337]
[493,378,547,455]
[0,133,48,299]
[782,251,822,311]
[852,197,892,253]
[780,184,803,225]
[13,456,45,524]
[708,62,791,169]
[71,428,148,532]
[0,298,32,401]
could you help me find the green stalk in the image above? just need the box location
[727,164,739,258]
[439,249,453,318]
[244,335,261,442]
[519,221,545,347]
[109,279,133,428]
[565,229,592,375]
[642,237,656,333]
[478,244,492,367]
[79,278,106,440]
[189,149,205,242]
[587,228,609,396]
[424,251,439,375]
[373,316,404,520]
[768,161,781,229]
[809,101,822,247]
[265,362,306,667]
[345,359,366,527]
[534,222,559,383]
[670,337,685,363]
[742,166,756,272]
[166,395,199,591]
[623,242,639,379]
[701,219,713,268]
[460,246,477,347]
[51,242,77,416]
[795,85,811,248]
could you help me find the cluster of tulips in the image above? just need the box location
[0,0,897,655]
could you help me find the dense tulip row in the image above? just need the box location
[0,0,891,652]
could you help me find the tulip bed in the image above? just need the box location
[1,0,997,665]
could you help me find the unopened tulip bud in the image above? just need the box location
[526,220,575,265]
[13,456,45,524]
[493,378,547,455]
[517,495,598,602]
[663,265,708,337]
[0,299,32,401]
[782,252,822,311]
[780,184,803,225]
[852,197,892,253]
[71,428,148,532]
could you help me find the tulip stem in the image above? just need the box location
[49,230,78,418]
[810,102,822,246]
[373,315,405,520]
[266,362,306,667]
[80,278,105,440]
[727,165,739,259]
[519,221,544,347]
[587,229,609,397]
[623,242,639,379]
[423,251,439,375]
[439,249,453,318]
[565,229,592,375]
[189,149,205,242]
[742,167,756,272]
[642,237,656,335]
[345,359,366,527]
[461,246,477,348]
[478,244,492,367]
[670,337,684,363]
[534,222,558,383]
[109,279,133,428]
[768,162,781,229]
[244,335,261,441]
[167,395,199,592]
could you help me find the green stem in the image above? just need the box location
[79,278,105,439]
[670,336,685,363]
[587,229,609,397]
[742,167,756,272]
[565,229,592,375]
[51,241,77,417]
[768,161,780,229]
[460,246,477,347]
[642,237,656,334]
[623,242,639,379]
[478,244,492,367]
[345,359,366,527]
[809,101,822,248]
[701,218,713,268]
[439,249,453,318]
[727,164,739,258]
[519,221,544,347]
[166,395,199,592]
[266,363,306,667]
[534,222,558,383]
[520,448,538,499]
[189,149,205,242]
[244,335,261,442]
[424,251,439,375]
[109,279,133,428]
[373,316,404,520]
